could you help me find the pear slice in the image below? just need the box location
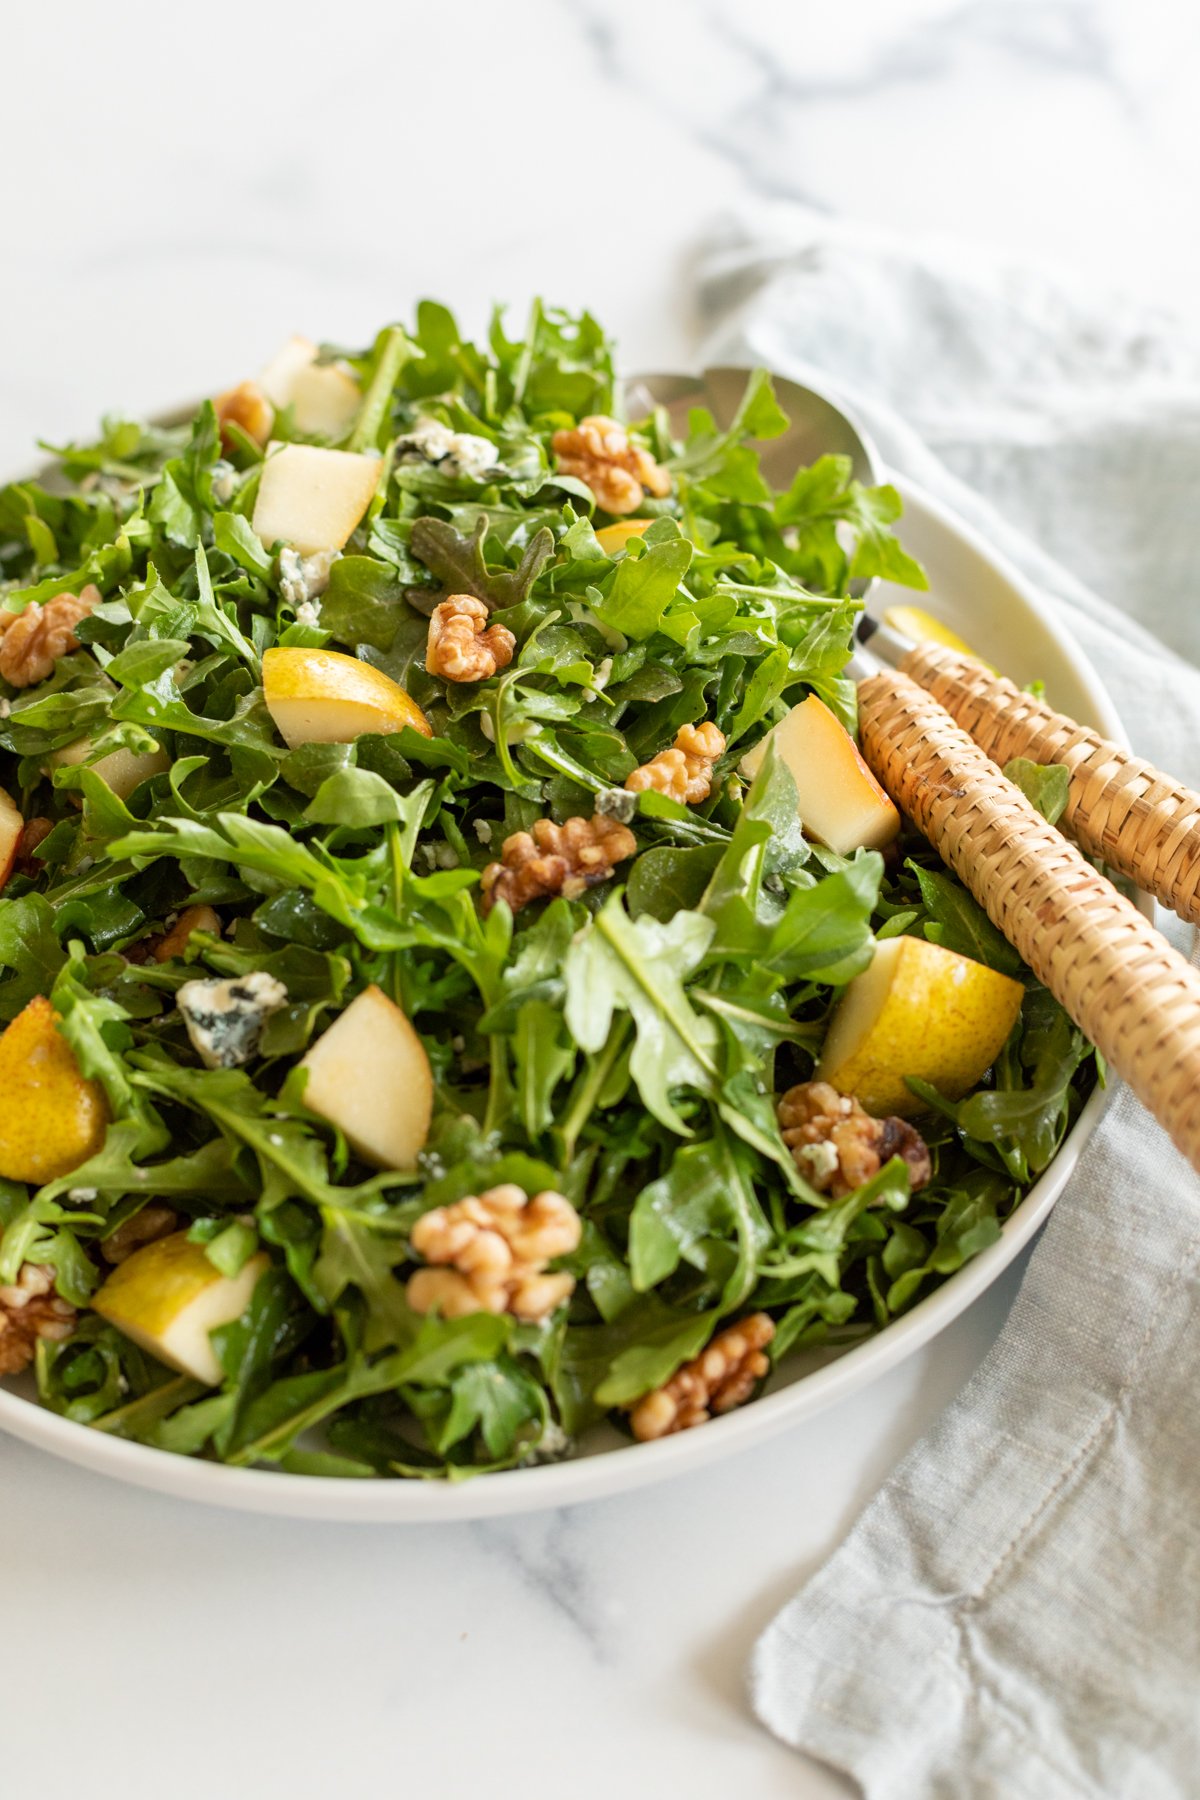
[0,996,110,1183]
[300,984,433,1170]
[0,785,23,891]
[252,443,380,556]
[288,363,362,438]
[740,694,900,856]
[595,519,652,555]
[259,335,320,407]
[263,646,432,748]
[258,333,362,437]
[93,1232,269,1386]
[49,737,170,801]
[817,934,1025,1117]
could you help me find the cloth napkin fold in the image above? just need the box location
[695,208,1200,1800]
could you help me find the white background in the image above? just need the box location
[2,3,1198,1795]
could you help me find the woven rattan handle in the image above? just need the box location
[901,641,1200,925]
[857,669,1200,1174]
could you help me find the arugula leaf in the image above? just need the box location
[775,454,927,594]
[1004,758,1070,826]
[410,515,553,612]
[564,895,718,1135]
[908,861,1023,975]
[593,536,693,640]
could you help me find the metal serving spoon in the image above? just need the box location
[626,364,884,491]
[628,364,884,611]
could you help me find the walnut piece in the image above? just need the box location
[16,816,53,875]
[481,813,636,915]
[0,585,99,688]
[407,1183,582,1322]
[625,721,726,806]
[628,1314,775,1441]
[100,1205,180,1266]
[426,595,516,683]
[152,904,221,964]
[214,380,274,451]
[0,1263,76,1377]
[551,415,671,516]
[777,1080,932,1199]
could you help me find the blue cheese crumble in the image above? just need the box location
[395,416,502,482]
[175,971,288,1069]
[278,546,341,624]
[210,460,237,506]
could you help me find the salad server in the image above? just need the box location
[862,617,1200,928]
[850,643,1200,1175]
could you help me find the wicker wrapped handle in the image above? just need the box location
[857,669,1200,1174]
[901,641,1200,925]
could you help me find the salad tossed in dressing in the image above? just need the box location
[0,305,1095,1477]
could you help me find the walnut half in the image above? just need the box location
[214,380,274,451]
[426,595,516,683]
[777,1080,932,1198]
[0,585,100,689]
[151,904,222,964]
[480,813,636,915]
[407,1184,582,1322]
[625,721,726,805]
[628,1314,776,1441]
[16,816,54,875]
[551,415,671,516]
[0,1264,76,1377]
[100,1205,179,1266]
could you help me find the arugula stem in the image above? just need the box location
[483,1033,510,1139]
[713,582,849,609]
[386,823,405,1006]
[518,729,604,794]
[89,1375,204,1436]
[509,298,542,407]
[558,1016,632,1162]
[348,326,413,454]
[692,989,823,1045]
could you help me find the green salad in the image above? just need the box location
[0,304,1096,1478]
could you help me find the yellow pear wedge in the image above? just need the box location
[595,519,652,555]
[252,443,380,555]
[263,646,432,748]
[0,996,110,1183]
[50,737,170,800]
[740,694,900,856]
[817,935,1025,1117]
[300,984,433,1169]
[93,1232,269,1385]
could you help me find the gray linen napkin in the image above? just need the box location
[695,209,1200,1799]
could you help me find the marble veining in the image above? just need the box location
[474,1509,618,1662]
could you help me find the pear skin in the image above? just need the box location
[0,996,110,1183]
[263,646,432,748]
[818,935,1025,1117]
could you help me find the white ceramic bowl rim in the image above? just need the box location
[0,470,1133,1521]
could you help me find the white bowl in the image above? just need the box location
[0,470,1135,1520]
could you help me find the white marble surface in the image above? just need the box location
[2,3,1196,1795]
